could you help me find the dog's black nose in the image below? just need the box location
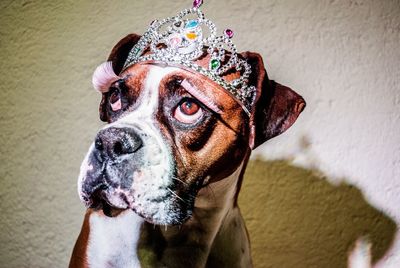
[95,127,142,158]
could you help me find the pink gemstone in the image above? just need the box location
[168,34,182,48]
[170,38,181,48]
[224,29,234,39]
[193,0,203,8]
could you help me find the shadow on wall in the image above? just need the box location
[239,160,397,268]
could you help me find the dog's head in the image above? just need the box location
[78,34,305,225]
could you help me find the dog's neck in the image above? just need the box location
[77,161,250,268]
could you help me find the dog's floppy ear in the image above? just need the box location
[99,34,141,122]
[242,52,306,149]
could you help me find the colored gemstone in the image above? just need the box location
[193,0,203,8]
[186,32,197,40]
[210,59,220,70]
[185,20,199,29]
[168,35,182,48]
[224,29,234,38]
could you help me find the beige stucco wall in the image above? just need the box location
[0,0,399,267]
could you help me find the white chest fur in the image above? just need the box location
[87,211,144,268]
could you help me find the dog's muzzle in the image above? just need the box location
[80,127,144,216]
[78,123,195,224]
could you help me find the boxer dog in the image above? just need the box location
[70,15,305,268]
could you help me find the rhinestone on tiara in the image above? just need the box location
[122,0,256,115]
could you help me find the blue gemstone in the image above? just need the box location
[185,20,199,29]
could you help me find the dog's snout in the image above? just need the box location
[95,127,142,158]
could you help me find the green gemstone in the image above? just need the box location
[210,59,220,70]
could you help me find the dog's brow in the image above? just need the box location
[120,75,133,83]
[112,78,127,89]
[181,79,222,114]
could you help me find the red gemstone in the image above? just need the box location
[193,0,203,8]
[224,29,234,38]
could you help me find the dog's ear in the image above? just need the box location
[99,34,141,122]
[242,52,306,149]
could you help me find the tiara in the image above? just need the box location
[121,0,256,115]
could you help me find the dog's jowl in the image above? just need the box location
[70,2,305,268]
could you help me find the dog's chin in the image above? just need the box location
[132,206,193,226]
[87,192,193,224]
[91,204,192,224]
[92,202,192,224]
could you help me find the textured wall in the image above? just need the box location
[0,0,399,267]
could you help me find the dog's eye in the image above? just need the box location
[109,88,122,112]
[174,98,203,124]
[109,89,120,104]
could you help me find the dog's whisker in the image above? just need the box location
[166,188,190,205]
[172,177,189,186]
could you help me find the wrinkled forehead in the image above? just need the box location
[120,61,243,116]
